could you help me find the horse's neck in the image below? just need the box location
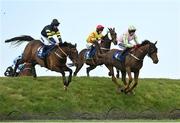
[58,46,69,56]
[134,44,150,60]
[100,34,111,49]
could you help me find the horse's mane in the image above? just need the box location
[59,42,76,48]
[141,40,151,46]
[140,40,158,52]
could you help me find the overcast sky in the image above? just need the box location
[0,0,180,79]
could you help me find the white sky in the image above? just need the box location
[0,0,180,79]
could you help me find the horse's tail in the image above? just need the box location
[5,35,35,43]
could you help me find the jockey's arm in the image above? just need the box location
[134,35,139,44]
[48,37,56,44]
[46,29,57,45]
[87,32,97,43]
[123,34,133,48]
[56,31,62,43]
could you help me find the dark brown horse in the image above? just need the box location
[95,40,159,94]
[73,28,117,76]
[5,36,78,90]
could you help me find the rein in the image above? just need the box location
[57,46,68,57]
[129,53,141,61]
[54,46,68,59]
[128,46,144,61]
[100,47,110,51]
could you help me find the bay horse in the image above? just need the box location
[5,36,78,90]
[95,40,159,94]
[73,28,117,77]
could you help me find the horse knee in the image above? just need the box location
[129,78,133,82]
[73,73,77,76]
[134,81,138,87]
[108,72,112,76]
[69,69,72,74]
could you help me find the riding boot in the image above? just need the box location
[121,48,130,56]
[90,46,96,58]
[42,46,48,58]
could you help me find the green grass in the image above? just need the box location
[0,76,179,120]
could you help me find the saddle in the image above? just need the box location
[37,45,55,59]
[85,47,96,59]
[113,50,129,62]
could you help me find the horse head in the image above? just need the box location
[100,27,117,49]
[61,42,78,66]
[141,40,159,64]
[107,27,117,45]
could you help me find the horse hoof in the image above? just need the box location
[120,87,124,92]
[64,86,68,91]
[116,74,120,78]
[129,91,135,95]
[125,90,135,95]
[116,87,124,94]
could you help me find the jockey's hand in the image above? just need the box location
[133,45,139,49]
[96,38,101,41]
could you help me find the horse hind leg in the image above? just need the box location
[106,65,122,93]
[116,69,120,78]
[86,65,96,77]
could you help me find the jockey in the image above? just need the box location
[117,25,139,50]
[41,19,62,58]
[86,25,104,59]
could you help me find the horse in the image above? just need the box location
[73,28,117,77]
[95,40,159,94]
[5,36,78,90]
[4,62,33,77]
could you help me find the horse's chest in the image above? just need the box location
[131,62,143,70]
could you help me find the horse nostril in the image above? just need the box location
[156,60,159,63]
[154,60,159,64]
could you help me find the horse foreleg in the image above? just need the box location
[121,71,127,85]
[127,71,139,93]
[62,66,73,87]
[32,64,37,78]
[125,67,133,93]
[73,62,84,76]
[120,71,127,92]
[59,70,67,90]
[86,65,96,77]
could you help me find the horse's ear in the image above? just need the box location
[154,41,157,45]
[75,43,77,48]
[113,27,115,31]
